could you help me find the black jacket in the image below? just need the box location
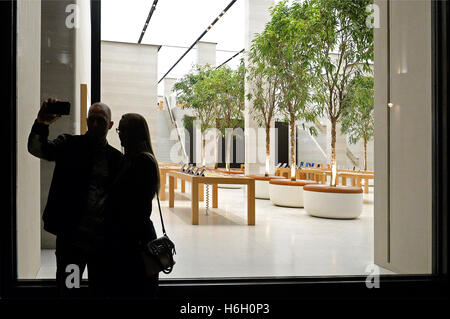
[104,152,158,252]
[27,121,123,236]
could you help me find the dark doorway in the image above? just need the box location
[183,115,195,164]
[217,119,244,169]
[275,121,289,165]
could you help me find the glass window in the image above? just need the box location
[16,0,434,284]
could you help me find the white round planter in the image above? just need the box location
[218,184,242,189]
[216,169,245,189]
[303,184,363,219]
[246,175,286,199]
[269,179,318,207]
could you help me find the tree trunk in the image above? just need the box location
[330,119,337,186]
[225,130,232,171]
[290,117,296,181]
[265,125,271,177]
[202,135,206,167]
[364,138,367,171]
[214,120,219,169]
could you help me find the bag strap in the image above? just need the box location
[155,192,167,236]
[141,151,167,236]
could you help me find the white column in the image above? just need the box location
[244,0,274,175]
[196,41,217,67]
[163,77,177,108]
[196,41,217,167]
[17,0,41,278]
[163,77,189,164]
[167,77,195,164]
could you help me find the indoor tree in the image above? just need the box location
[213,62,245,171]
[174,64,219,167]
[246,26,281,177]
[310,0,374,186]
[340,75,374,171]
[263,0,318,181]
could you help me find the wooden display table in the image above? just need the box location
[161,166,244,201]
[215,168,245,174]
[167,170,255,225]
[274,167,374,194]
[245,174,285,199]
[214,168,245,189]
[275,167,307,180]
[337,171,374,194]
[159,164,183,201]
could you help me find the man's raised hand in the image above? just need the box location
[37,98,61,125]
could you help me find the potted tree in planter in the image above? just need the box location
[310,0,374,186]
[256,0,320,207]
[303,0,373,219]
[340,75,374,171]
[246,42,285,198]
[270,0,318,182]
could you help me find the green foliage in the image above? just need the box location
[174,0,375,173]
[301,0,374,179]
[309,0,374,122]
[174,63,245,135]
[182,115,195,131]
[246,0,323,173]
[213,61,245,136]
[246,14,281,129]
[173,64,218,133]
[261,0,319,125]
[173,64,211,109]
[340,75,374,144]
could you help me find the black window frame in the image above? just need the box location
[1,0,448,301]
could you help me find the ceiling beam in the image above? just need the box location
[138,0,159,44]
[216,48,244,69]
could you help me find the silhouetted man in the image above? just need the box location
[28,98,123,297]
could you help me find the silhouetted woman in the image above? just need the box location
[101,113,160,299]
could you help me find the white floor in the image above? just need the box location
[36,181,394,279]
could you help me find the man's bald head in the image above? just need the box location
[89,102,112,122]
[86,102,114,141]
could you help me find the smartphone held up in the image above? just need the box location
[46,101,71,115]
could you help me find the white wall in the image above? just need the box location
[17,0,41,279]
[374,0,432,274]
[296,125,328,166]
[196,41,217,67]
[325,122,347,169]
[101,41,159,153]
[296,120,374,171]
[348,138,374,171]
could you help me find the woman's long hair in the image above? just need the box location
[121,113,160,197]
